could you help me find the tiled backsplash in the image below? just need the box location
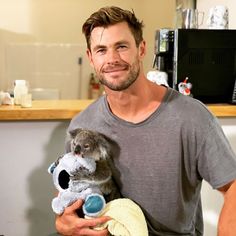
[5,43,92,99]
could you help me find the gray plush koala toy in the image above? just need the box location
[48,128,118,216]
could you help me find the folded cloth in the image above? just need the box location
[95,198,148,236]
[0,91,14,105]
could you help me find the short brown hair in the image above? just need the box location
[82,6,144,50]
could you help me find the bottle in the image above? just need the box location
[88,73,95,99]
[13,80,28,105]
[88,73,100,99]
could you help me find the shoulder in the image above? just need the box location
[167,88,215,121]
[164,89,219,134]
[68,96,106,132]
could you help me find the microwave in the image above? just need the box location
[154,29,236,104]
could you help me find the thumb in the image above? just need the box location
[66,199,84,213]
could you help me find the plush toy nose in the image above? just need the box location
[74,145,81,154]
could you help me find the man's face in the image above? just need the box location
[87,22,145,91]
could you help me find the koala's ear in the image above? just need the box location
[99,146,109,159]
[69,128,82,138]
[98,134,111,160]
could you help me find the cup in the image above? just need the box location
[21,93,32,108]
[207,5,229,29]
[182,9,204,29]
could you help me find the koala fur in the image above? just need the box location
[69,128,117,198]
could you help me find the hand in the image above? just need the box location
[55,199,110,236]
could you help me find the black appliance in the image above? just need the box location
[154,28,236,103]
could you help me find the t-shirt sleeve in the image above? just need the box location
[197,117,236,189]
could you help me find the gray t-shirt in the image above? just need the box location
[67,88,236,235]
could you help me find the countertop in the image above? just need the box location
[0,100,235,121]
[0,100,93,121]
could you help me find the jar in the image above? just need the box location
[14,80,28,105]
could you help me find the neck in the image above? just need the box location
[105,77,167,123]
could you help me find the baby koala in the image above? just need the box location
[69,128,117,198]
[48,128,118,216]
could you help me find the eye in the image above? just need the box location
[118,45,126,48]
[96,48,106,55]
[117,44,128,51]
[83,144,90,149]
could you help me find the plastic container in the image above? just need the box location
[14,80,28,105]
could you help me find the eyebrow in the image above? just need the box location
[92,40,130,52]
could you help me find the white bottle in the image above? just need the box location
[14,80,28,105]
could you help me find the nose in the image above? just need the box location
[106,49,120,64]
[74,145,81,155]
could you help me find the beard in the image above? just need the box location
[96,57,141,91]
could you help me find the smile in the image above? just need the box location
[102,65,128,73]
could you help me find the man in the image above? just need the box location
[55,6,236,236]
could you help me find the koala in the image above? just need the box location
[70,128,111,161]
[68,128,117,198]
[49,128,119,215]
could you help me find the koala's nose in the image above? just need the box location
[74,145,81,155]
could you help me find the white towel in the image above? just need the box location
[95,198,148,236]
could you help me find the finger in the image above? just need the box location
[79,227,109,236]
[65,199,84,213]
[81,216,111,228]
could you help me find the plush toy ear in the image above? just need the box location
[47,155,63,174]
[48,162,56,174]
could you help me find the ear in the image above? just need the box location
[48,162,56,174]
[69,128,83,139]
[48,154,63,174]
[98,134,111,160]
[86,49,94,67]
[138,40,146,59]
[99,146,109,160]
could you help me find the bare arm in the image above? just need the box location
[217,180,236,236]
[55,199,110,236]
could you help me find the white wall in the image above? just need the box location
[0,121,69,236]
[0,0,175,99]
[5,43,88,99]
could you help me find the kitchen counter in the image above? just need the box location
[207,104,236,117]
[0,100,235,120]
[0,100,94,120]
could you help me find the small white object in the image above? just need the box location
[178,77,192,96]
[0,91,14,105]
[207,5,229,29]
[14,80,28,105]
[147,70,169,87]
[21,93,32,108]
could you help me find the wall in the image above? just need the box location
[0,0,175,99]
[0,121,69,236]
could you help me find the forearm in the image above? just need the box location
[218,180,236,236]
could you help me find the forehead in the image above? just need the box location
[90,22,135,48]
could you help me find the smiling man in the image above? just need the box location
[88,22,143,92]
[55,6,236,236]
